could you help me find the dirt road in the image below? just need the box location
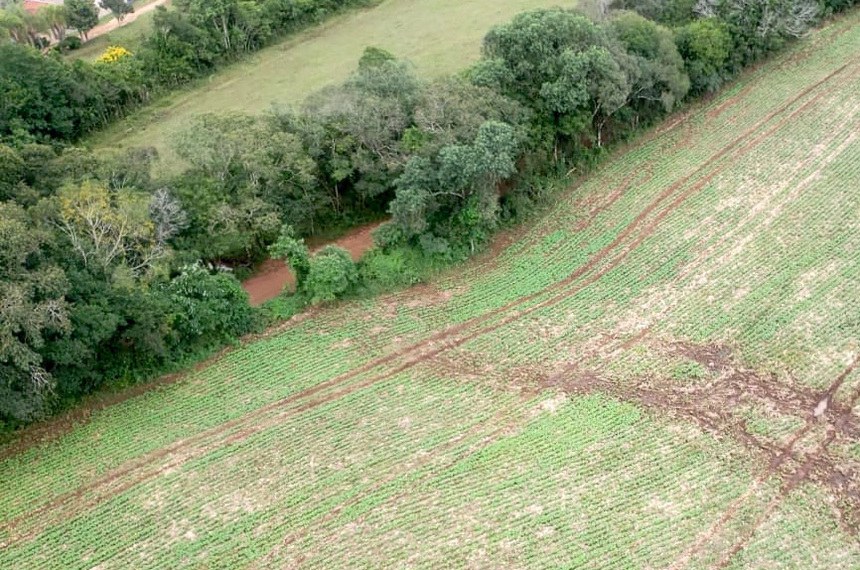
[86,0,170,41]
[242,221,382,305]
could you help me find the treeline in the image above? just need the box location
[0,0,379,143]
[1,0,855,429]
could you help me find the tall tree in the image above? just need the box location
[0,202,70,424]
[390,120,520,251]
[54,180,166,274]
[475,8,630,154]
[41,5,68,41]
[609,11,690,122]
[99,0,133,24]
[0,6,48,46]
[0,9,27,44]
[64,0,98,41]
[174,0,239,53]
[673,18,733,92]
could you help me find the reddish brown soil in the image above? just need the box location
[242,221,382,305]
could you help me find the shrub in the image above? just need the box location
[96,46,133,64]
[304,246,358,304]
[59,36,83,51]
[358,248,424,292]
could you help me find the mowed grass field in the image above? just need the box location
[4,9,860,569]
[88,0,576,173]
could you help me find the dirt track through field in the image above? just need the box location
[84,0,169,42]
[712,367,860,567]
[1,55,852,550]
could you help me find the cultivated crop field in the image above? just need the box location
[3,9,860,569]
[89,0,576,173]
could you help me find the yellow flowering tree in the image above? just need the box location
[96,46,132,64]
[56,181,162,273]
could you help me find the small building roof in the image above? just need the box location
[22,0,65,15]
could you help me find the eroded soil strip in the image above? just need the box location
[667,355,860,569]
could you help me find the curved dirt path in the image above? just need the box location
[86,0,169,41]
[242,221,382,305]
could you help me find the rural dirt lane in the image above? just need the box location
[242,220,383,305]
[86,0,169,41]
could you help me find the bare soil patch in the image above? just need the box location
[242,220,382,305]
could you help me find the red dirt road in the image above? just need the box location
[242,221,382,305]
[86,0,170,41]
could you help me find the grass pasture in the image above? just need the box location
[88,0,576,172]
[3,8,860,569]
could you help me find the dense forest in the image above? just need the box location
[0,0,854,429]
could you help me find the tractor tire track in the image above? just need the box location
[713,364,860,568]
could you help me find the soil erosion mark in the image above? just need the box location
[668,355,859,570]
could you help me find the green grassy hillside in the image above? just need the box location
[88,0,576,173]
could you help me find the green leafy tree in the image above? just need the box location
[0,42,81,140]
[64,0,98,41]
[674,18,732,93]
[204,197,281,262]
[42,5,69,41]
[173,113,316,196]
[695,0,819,66]
[99,0,134,24]
[539,44,630,147]
[0,8,27,44]
[164,263,253,348]
[304,246,358,304]
[390,120,520,252]
[477,8,630,154]
[298,56,420,215]
[410,78,529,155]
[609,11,690,129]
[0,202,70,424]
[0,144,25,201]
[139,6,219,87]
[269,224,311,289]
[174,0,239,53]
[0,5,48,46]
